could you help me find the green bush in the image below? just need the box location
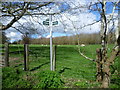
[34,70,64,88]
[2,67,20,88]
[2,67,32,88]
[15,79,32,88]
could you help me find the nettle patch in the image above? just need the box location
[34,70,64,88]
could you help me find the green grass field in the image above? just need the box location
[1,44,120,88]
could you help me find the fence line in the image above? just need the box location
[1,43,30,70]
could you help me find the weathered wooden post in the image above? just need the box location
[4,42,9,67]
[52,45,56,71]
[24,44,29,71]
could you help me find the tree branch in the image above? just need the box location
[0,2,53,31]
[1,3,29,30]
[11,26,24,35]
[77,46,96,62]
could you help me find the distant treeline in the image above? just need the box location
[15,33,115,45]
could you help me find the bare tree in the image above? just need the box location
[62,0,120,88]
[93,0,120,88]
[0,2,52,30]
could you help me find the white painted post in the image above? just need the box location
[52,45,56,71]
[49,15,53,71]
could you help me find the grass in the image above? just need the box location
[1,44,120,88]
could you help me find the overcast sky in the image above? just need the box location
[2,0,118,43]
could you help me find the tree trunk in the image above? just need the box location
[100,1,120,86]
[101,46,119,88]
[99,0,109,88]
[96,48,103,82]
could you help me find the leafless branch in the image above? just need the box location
[11,26,24,35]
[1,3,29,30]
[60,12,96,62]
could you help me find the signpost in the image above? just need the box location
[43,21,49,25]
[43,19,58,25]
[53,21,58,25]
[43,15,58,71]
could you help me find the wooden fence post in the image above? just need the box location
[52,45,56,71]
[0,45,4,67]
[4,42,9,67]
[24,44,29,71]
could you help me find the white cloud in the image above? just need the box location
[56,11,100,34]
[5,10,101,41]
[63,0,87,8]
[6,32,16,37]
[6,30,22,43]
[38,35,42,38]
[46,35,50,38]
[46,35,55,38]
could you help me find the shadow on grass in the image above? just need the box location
[58,67,71,74]
[30,62,49,71]
[14,64,23,68]
[111,78,120,86]
[9,51,24,54]
[29,49,50,59]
